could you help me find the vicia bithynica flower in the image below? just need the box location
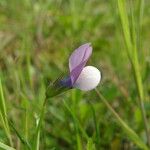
[46,43,101,98]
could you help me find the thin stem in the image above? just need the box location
[33,98,47,150]
[138,95,150,146]
[0,78,13,146]
[134,0,150,146]
[132,54,150,147]
[95,88,149,150]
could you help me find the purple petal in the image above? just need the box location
[69,43,92,85]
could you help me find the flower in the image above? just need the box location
[46,43,101,98]
[73,66,101,91]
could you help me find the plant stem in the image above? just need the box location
[138,93,150,147]
[33,98,47,150]
[95,88,149,150]
[133,62,150,146]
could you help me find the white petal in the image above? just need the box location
[73,66,101,91]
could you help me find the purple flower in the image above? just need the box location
[46,43,101,98]
[61,43,101,90]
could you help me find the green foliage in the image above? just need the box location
[0,78,12,146]
[0,0,150,149]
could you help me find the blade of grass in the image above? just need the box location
[117,0,132,60]
[76,133,83,150]
[32,98,47,150]
[0,78,13,146]
[130,1,150,146]
[0,141,16,150]
[136,0,145,50]
[25,102,29,145]
[117,0,150,146]
[9,120,32,150]
[34,118,40,150]
[95,88,149,150]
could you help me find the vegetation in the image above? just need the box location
[0,0,149,149]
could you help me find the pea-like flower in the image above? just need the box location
[46,43,101,98]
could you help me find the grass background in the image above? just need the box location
[0,0,150,149]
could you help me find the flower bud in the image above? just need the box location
[73,66,101,91]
